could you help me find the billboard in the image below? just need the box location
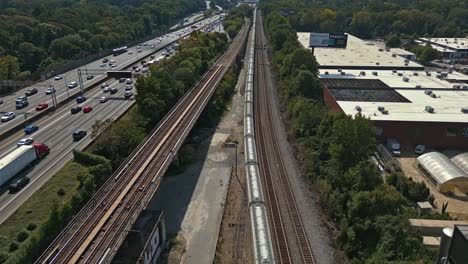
[309,32,348,48]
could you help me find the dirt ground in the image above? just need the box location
[399,155,468,220]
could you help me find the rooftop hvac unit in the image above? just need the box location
[461,107,468,114]
[392,54,397,57]
[404,59,409,63]
[378,48,384,52]
[360,71,366,76]
[376,62,380,65]
[415,84,422,89]
[341,71,346,75]
[355,105,362,112]
[425,106,435,113]
[413,72,419,76]
[372,71,378,76]
[424,90,433,95]
[378,106,385,112]
[431,93,437,98]
[453,84,461,89]
[436,73,443,78]
[442,72,448,77]
[337,69,342,72]
[404,63,409,66]
[381,109,389,115]
[324,71,329,75]
[398,72,403,76]
[403,77,410,82]
[426,71,431,76]
[392,69,397,73]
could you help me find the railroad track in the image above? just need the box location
[36,24,248,264]
[253,10,316,264]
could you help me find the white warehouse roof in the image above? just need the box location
[297,32,423,70]
[452,153,468,174]
[417,152,468,185]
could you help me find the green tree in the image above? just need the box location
[385,34,401,48]
[0,55,20,80]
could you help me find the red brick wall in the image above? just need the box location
[323,86,342,112]
[373,120,468,150]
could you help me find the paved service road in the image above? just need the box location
[0,14,221,134]
[0,15,223,225]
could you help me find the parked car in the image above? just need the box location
[86,75,94,80]
[25,88,38,96]
[76,96,86,103]
[36,102,49,111]
[24,125,39,135]
[110,87,118,94]
[45,87,56,95]
[72,129,87,141]
[415,145,426,155]
[1,112,15,122]
[71,106,82,114]
[17,138,34,147]
[9,177,30,193]
[54,75,63,80]
[124,91,133,98]
[68,82,78,89]
[83,106,93,113]
[99,96,108,103]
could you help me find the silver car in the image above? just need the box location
[17,138,34,147]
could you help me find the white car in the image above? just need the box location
[68,81,78,88]
[125,85,133,91]
[125,78,133,84]
[128,51,133,55]
[103,87,110,93]
[101,82,109,88]
[54,75,63,80]
[124,91,133,98]
[99,96,108,103]
[99,63,106,67]
[17,138,34,147]
[1,112,16,122]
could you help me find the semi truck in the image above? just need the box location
[0,143,50,186]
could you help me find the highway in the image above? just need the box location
[0,14,224,225]
[0,13,222,135]
[36,21,247,264]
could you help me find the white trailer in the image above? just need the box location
[0,146,37,186]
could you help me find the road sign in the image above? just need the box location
[309,32,348,48]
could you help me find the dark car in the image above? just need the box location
[86,75,94,80]
[25,88,38,96]
[24,125,39,135]
[110,87,118,94]
[9,177,30,193]
[119,78,125,83]
[16,100,29,109]
[76,96,86,103]
[73,129,87,141]
[103,58,108,63]
[71,106,82,114]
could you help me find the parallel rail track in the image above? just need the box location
[36,24,248,264]
[253,10,316,264]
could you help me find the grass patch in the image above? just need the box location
[0,161,87,260]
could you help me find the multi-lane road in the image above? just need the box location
[0,13,224,225]
[0,13,221,135]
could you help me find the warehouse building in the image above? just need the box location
[297,32,468,149]
[417,152,468,193]
[418,37,468,59]
[297,32,423,70]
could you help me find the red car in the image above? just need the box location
[36,102,48,111]
[83,106,93,113]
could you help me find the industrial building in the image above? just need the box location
[416,152,468,193]
[297,32,468,149]
[297,32,422,70]
[418,37,468,59]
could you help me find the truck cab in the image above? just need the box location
[32,143,50,157]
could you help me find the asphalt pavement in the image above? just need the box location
[0,14,223,225]
[0,14,222,134]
